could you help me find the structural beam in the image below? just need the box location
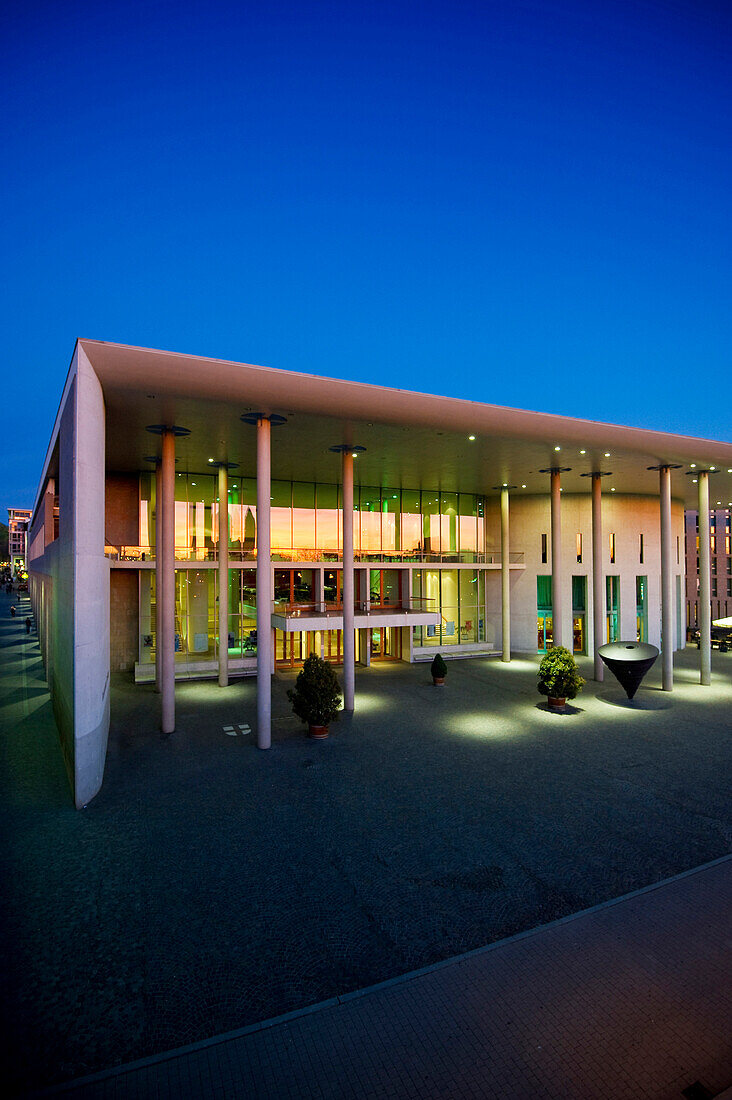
[160,430,176,732]
[698,471,711,686]
[500,486,510,662]
[550,469,564,648]
[342,450,355,712]
[592,473,604,681]
[659,465,674,691]
[155,461,162,694]
[218,463,229,688]
[256,417,272,748]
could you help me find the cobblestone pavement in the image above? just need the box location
[1,587,731,1094]
[42,857,732,1100]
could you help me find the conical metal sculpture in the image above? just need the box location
[598,641,659,700]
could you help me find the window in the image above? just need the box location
[639,533,644,564]
[609,533,616,564]
[576,533,582,563]
[727,578,732,597]
[541,533,548,564]
[712,577,718,597]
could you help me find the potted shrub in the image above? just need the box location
[287,653,342,738]
[537,646,584,710]
[431,652,447,686]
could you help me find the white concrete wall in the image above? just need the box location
[72,345,110,807]
[487,493,684,656]
[28,345,110,808]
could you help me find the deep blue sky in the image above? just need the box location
[2,0,731,517]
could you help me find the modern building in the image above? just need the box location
[685,508,732,627]
[8,507,32,574]
[28,340,732,808]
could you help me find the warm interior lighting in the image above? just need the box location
[579,449,586,455]
[604,452,611,457]
[554,446,561,451]
[468,435,476,441]
[351,452,358,458]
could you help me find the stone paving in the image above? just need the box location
[1,586,731,1095]
[40,857,732,1099]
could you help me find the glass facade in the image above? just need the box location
[139,475,487,562]
[412,569,485,647]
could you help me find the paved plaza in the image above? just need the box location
[1,587,731,1095]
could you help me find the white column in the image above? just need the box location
[257,418,272,748]
[500,487,510,661]
[592,473,604,681]
[218,464,229,688]
[551,469,564,648]
[342,451,355,712]
[660,465,673,691]
[155,461,162,694]
[160,430,176,733]
[698,471,711,686]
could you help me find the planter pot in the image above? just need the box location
[432,676,445,686]
[308,724,329,739]
[547,696,566,710]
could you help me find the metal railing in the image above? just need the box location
[105,544,525,566]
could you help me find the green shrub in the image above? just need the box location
[287,653,342,726]
[537,646,585,700]
[431,653,447,679]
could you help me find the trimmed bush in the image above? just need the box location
[431,653,447,679]
[287,653,342,727]
[537,646,585,700]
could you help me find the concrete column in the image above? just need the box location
[592,473,604,681]
[698,471,711,686]
[160,430,176,733]
[155,461,162,694]
[256,417,272,748]
[500,487,510,662]
[342,451,355,712]
[550,469,564,648]
[660,465,673,691]
[218,464,229,688]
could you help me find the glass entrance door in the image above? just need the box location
[370,627,402,661]
[537,614,553,652]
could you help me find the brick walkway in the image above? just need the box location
[46,856,732,1099]
[2,587,731,1097]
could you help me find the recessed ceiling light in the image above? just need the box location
[579,449,586,455]
[710,466,716,471]
[604,452,611,457]
[468,435,476,441]
[208,458,214,463]
[611,487,616,492]
[717,501,722,505]
[191,482,196,486]
[554,446,561,452]
[692,479,697,484]
[352,452,359,458]
[521,484,527,489]
[690,463,696,468]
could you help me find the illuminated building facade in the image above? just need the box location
[8,507,32,573]
[28,341,732,807]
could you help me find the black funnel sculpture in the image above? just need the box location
[598,642,659,700]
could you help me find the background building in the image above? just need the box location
[685,508,732,627]
[28,341,732,808]
[8,507,32,575]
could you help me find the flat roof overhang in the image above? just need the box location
[272,609,441,632]
[78,339,732,508]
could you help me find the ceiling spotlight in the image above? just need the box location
[554,446,561,452]
[604,452,611,457]
[208,458,214,463]
[468,435,476,441]
[579,450,586,455]
[710,466,716,471]
[352,452,359,458]
[521,484,527,489]
[611,487,616,492]
[692,479,697,484]
[690,463,696,468]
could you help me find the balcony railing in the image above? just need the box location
[105,544,525,566]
